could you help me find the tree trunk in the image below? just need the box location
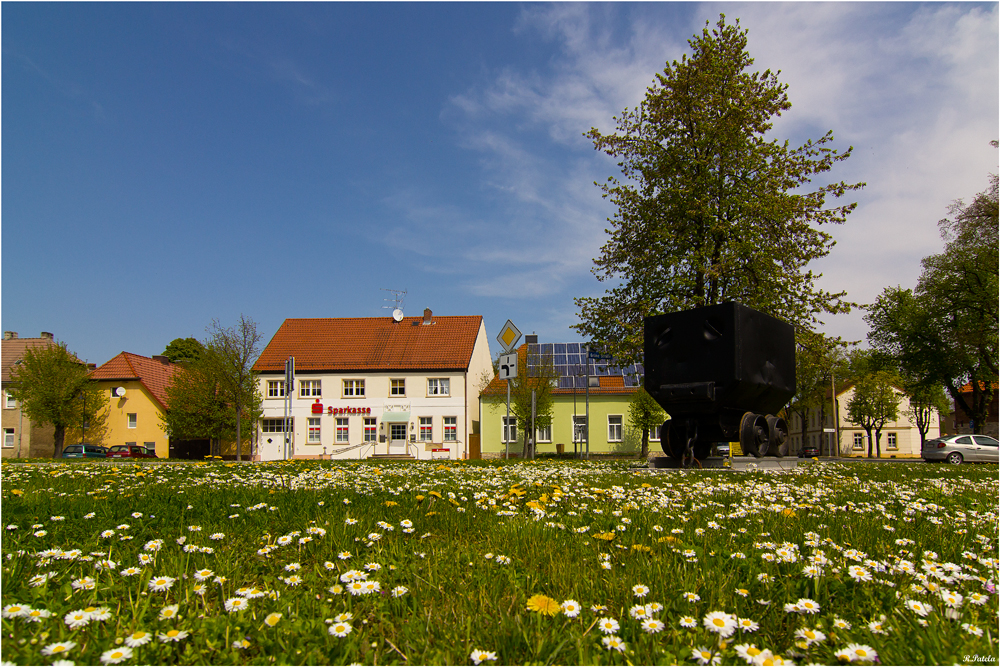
[639,428,649,459]
[866,428,874,458]
[875,429,882,458]
[53,425,66,459]
[236,403,242,462]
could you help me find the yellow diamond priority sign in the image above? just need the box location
[497,320,522,352]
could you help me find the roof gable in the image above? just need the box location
[254,316,484,373]
[2,337,80,382]
[91,352,179,409]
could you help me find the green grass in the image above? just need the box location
[1,459,996,665]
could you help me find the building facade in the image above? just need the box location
[253,310,493,461]
[479,339,643,458]
[90,352,179,458]
[2,331,60,458]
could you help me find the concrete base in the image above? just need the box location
[648,456,805,471]
[649,456,729,469]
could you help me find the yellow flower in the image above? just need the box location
[384,501,398,507]
[429,491,442,499]
[526,594,561,616]
[595,532,617,541]
[416,495,425,502]
[782,509,797,517]
[264,613,282,627]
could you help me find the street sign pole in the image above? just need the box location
[585,345,590,460]
[505,380,510,460]
[496,321,522,462]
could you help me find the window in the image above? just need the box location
[308,418,321,443]
[573,416,587,443]
[427,378,450,396]
[853,432,865,449]
[886,432,897,449]
[300,380,322,397]
[126,442,136,447]
[608,415,623,442]
[4,392,15,409]
[535,423,551,443]
[144,442,155,449]
[3,429,14,448]
[502,416,517,444]
[443,417,457,442]
[973,436,999,447]
[336,418,349,443]
[262,418,293,433]
[419,417,433,442]
[650,424,661,441]
[390,379,406,396]
[343,379,365,397]
[390,423,407,441]
[127,413,137,429]
[364,417,377,442]
[267,380,285,398]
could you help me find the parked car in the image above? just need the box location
[714,443,730,457]
[62,444,109,459]
[798,442,820,458]
[106,445,158,459]
[922,434,999,464]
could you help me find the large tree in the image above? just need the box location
[574,15,863,364]
[203,315,263,461]
[480,346,558,459]
[786,331,850,456]
[867,159,998,433]
[8,342,108,457]
[845,369,900,459]
[161,357,234,456]
[162,338,206,364]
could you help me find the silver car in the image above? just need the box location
[922,434,1000,464]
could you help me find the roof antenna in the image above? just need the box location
[381,288,407,322]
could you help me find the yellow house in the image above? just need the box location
[90,353,178,458]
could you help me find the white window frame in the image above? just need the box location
[363,417,377,443]
[607,415,623,442]
[300,380,322,398]
[336,417,349,443]
[343,379,365,398]
[267,380,285,398]
[502,416,517,444]
[886,432,898,450]
[853,432,865,450]
[419,416,433,442]
[443,416,457,442]
[127,413,137,429]
[3,428,14,448]
[427,378,450,396]
[390,379,406,397]
[535,423,552,443]
[650,424,661,441]
[4,392,16,409]
[308,417,322,444]
[573,415,587,443]
[262,418,292,433]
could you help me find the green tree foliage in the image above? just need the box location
[162,338,205,364]
[903,381,951,449]
[626,387,666,460]
[574,15,864,364]
[8,342,108,457]
[480,347,557,459]
[786,331,850,455]
[162,315,263,459]
[867,158,998,434]
[846,367,900,459]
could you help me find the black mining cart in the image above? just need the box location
[644,302,796,465]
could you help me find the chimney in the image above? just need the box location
[3,332,16,340]
[152,355,170,364]
[525,334,538,345]
[87,363,97,371]
[422,308,433,325]
[40,332,54,340]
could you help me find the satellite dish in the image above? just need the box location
[115,387,127,397]
[392,309,404,322]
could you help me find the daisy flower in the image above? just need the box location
[733,644,764,664]
[867,617,888,634]
[691,646,720,665]
[2,604,28,619]
[158,604,180,621]
[470,649,498,665]
[794,627,826,645]
[100,647,133,665]
[125,631,153,648]
[25,608,52,622]
[334,612,354,623]
[737,617,759,632]
[832,618,852,630]
[641,618,665,634]
[224,597,250,612]
[329,621,353,637]
[703,611,737,638]
[193,584,207,596]
[632,584,650,598]
[684,591,701,602]
[148,575,176,592]
[338,551,352,560]
[120,567,141,577]
[391,586,409,598]
[561,600,581,617]
[904,599,932,617]
[962,623,983,637]
[193,569,213,581]
[796,598,820,614]
[64,609,91,629]
[41,641,77,657]
[597,617,620,634]
[844,643,877,663]
[210,533,225,540]
[679,615,697,628]
[264,613,282,627]
[158,629,189,643]
[602,636,626,653]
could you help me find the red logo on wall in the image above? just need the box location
[311,399,324,414]
[327,406,372,415]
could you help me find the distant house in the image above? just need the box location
[90,353,180,458]
[788,383,943,458]
[950,382,999,438]
[2,331,63,458]
[479,338,644,458]
[253,309,493,461]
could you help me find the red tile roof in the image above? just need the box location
[254,316,484,373]
[90,352,179,410]
[2,337,66,382]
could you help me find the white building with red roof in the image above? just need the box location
[253,308,493,461]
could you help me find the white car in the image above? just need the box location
[922,434,999,464]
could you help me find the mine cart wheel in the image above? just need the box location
[766,415,788,458]
[659,420,684,460]
[740,412,769,458]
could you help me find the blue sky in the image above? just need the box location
[3,2,997,367]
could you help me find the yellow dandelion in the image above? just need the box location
[526,594,561,616]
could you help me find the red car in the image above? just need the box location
[106,445,158,459]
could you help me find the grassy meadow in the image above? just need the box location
[1,458,997,666]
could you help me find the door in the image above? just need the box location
[973,435,999,463]
[954,435,977,461]
[389,423,407,455]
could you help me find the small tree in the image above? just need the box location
[8,342,108,458]
[846,370,899,458]
[480,346,558,459]
[627,388,665,460]
[904,381,950,449]
[162,338,206,364]
[202,315,263,461]
[161,358,234,456]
